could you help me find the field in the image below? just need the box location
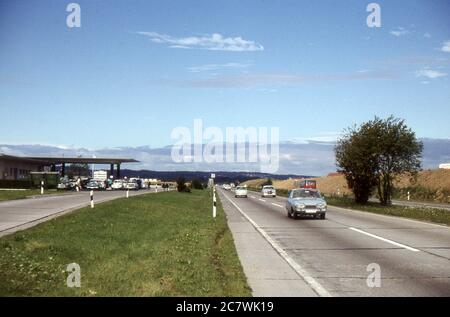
[242,169,450,203]
[0,190,251,296]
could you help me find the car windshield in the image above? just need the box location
[236,186,246,190]
[292,190,321,199]
[264,186,274,190]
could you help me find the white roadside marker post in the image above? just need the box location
[40,180,44,195]
[407,191,410,201]
[90,190,94,208]
[211,173,216,218]
[126,189,129,198]
[213,188,217,218]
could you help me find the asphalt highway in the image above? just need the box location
[0,189,161,237]
[219,188,450,296]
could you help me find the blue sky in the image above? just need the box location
[1,0,449,149]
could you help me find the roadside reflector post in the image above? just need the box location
[213,187,217,218]
[211,173,216,218]
[90,190,94,208]
[126,189,129,198]
[40,180,44,195]
[407,191,410,201]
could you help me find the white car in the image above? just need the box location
[234,186,248,198]
[222,184,232,190]
[111,179,125,190]
[261,185,276,197]
[124,180,139,190]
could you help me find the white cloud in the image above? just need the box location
[188,63,251,73]
[390,27,409,37]
[423,32,431,38]
[441,41,450,53]
[415,68,447,79]
[168,71,397,88]
[293,132,342,144]
[136,32,264,52]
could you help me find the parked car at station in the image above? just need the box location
[285,188,327,219]
[124,180,139,190]
[85,180,103,190]
[234,185,248,198]
[111,179,125,190]
[261,185,276,198]
[57,181,69,190]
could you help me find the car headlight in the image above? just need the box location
[295,203,306,209]
[317,203,326,208]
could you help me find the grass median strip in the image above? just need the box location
[326,196,450,226]
[0,189,251,296]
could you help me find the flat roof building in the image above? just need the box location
[0,154,138,180]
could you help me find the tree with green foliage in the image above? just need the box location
[262,178,273,186]
[191,178,204,190]
[176,177,187,192]
[335,116,423,205]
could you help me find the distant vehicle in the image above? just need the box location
[97,180,106,190]
[124,180,139,190]
[235,186,248,198]
[261,185,276,197]
[140,180,149,189]
[285,189,327,219]
[57,181,69,190]
[222,184,232,190]
[129,178,143,190]
[85,180,103,190]
[68,180,77,190]
[111,179,125,190]
[299,179,317,189]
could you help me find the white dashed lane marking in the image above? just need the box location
[349,227,420,252]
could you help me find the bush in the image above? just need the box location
[176,177,187,192]
[191,178,204,190]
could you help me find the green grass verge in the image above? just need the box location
[0,189,68,202]
[0,190,251,296]
[326,196,450,226]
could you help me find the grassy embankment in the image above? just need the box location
[0,189,251,296]
[0,189,69,202]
